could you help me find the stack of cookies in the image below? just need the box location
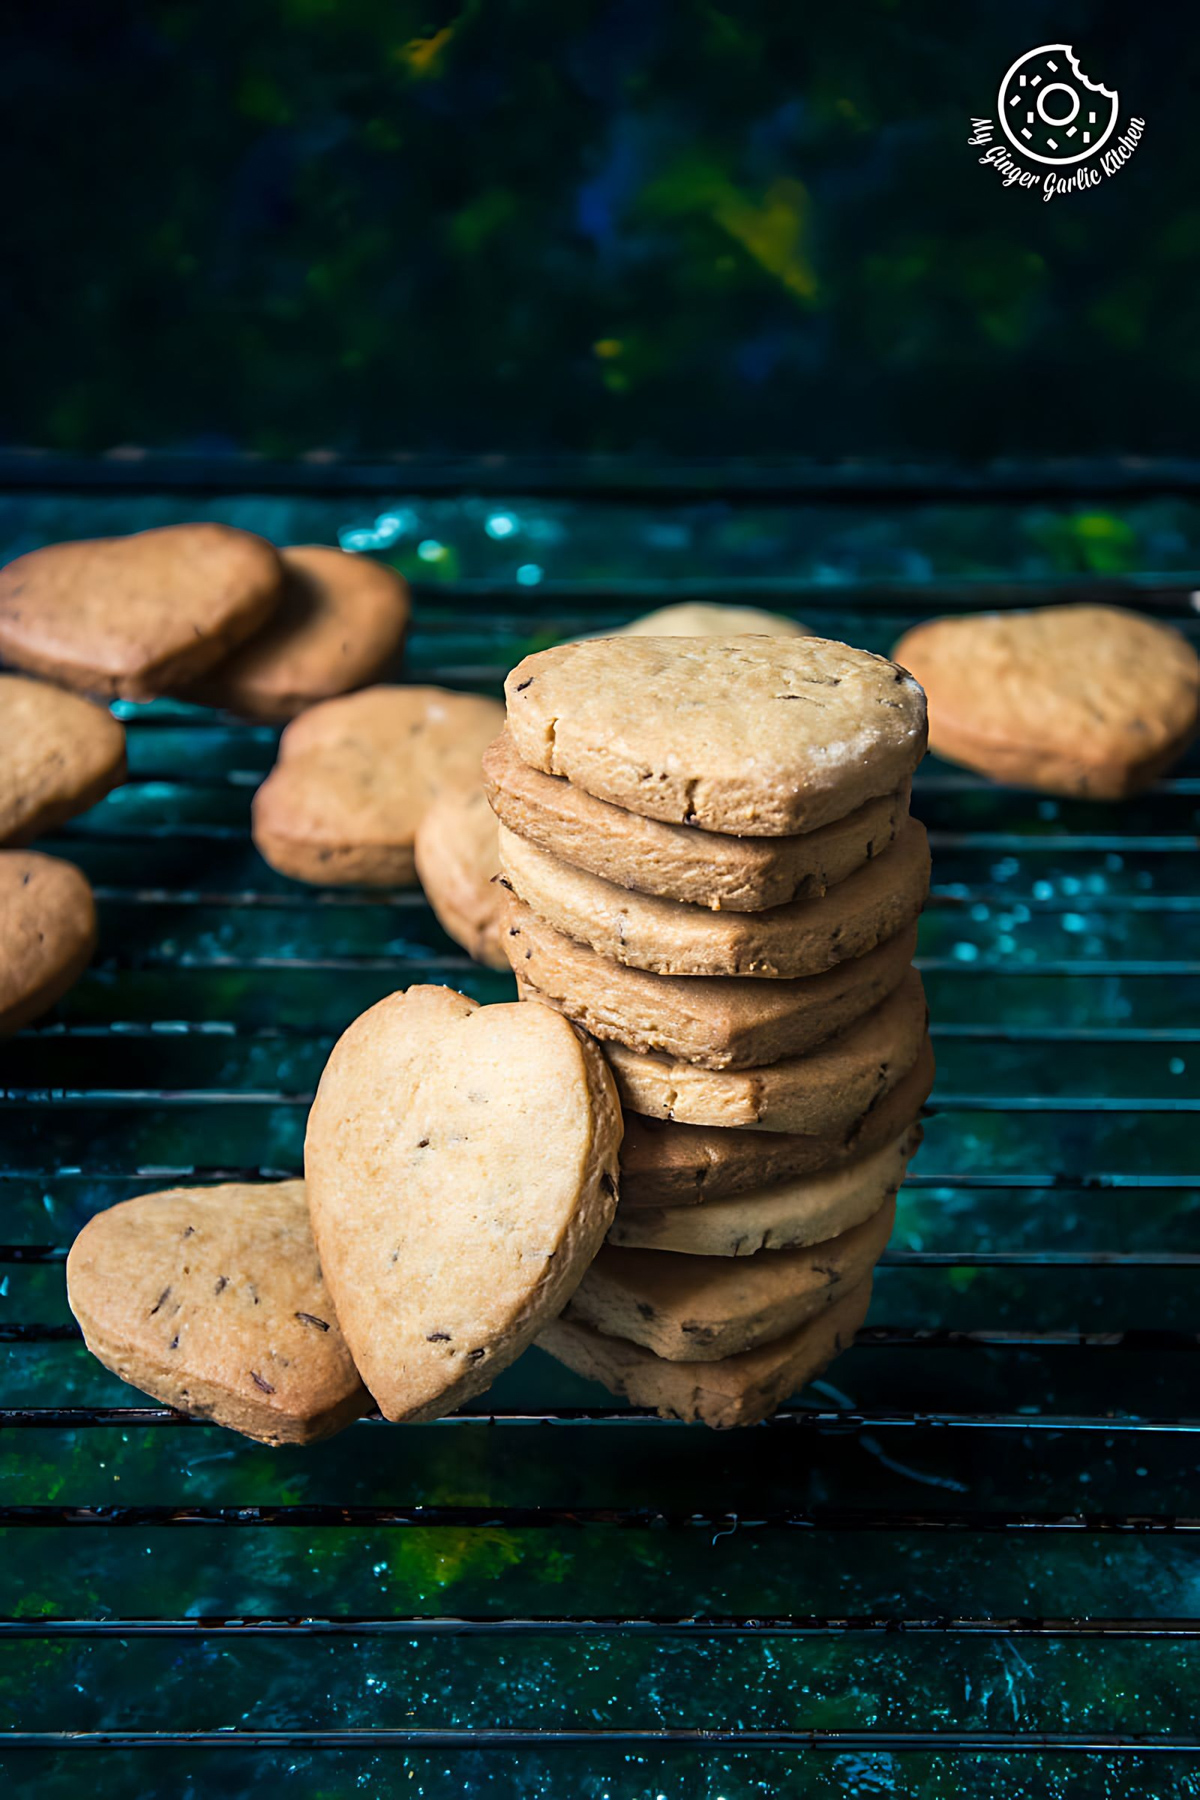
[485,634,932,1427]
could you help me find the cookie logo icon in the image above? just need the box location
[998,45,1119,165]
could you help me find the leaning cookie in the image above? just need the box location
[505,636,927,835]
[0,852,97,1033]
[569,1196,895,1361]
[0,674,126,845]
[540,1278,871,1428]
[304,986,623,1422]
[252,686,504,885]
[414,786,508,969]
[177,546,410,721]
[0,523,282,699]
[66,1180,370,1445]
[894,605,1200,798]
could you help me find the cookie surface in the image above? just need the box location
[252,686,505,885]
[569,1195,895,1360]
[304,986,623,1422]
[499,816,928,978]
[66,1180,369,1444]
[0,674,125,845]
[504,636,927,835]
[605,970,927,1132]
[0,524,282,700]
[608,602,810,639]
[541,1277,870,1428]
[502,892,916,1069]
[620,1038,935,1205]
[485,730,909,913]
[414,784,507,969]
[0,851,96,1032]
[179,546,410,721]
[894,605,1200,798]
[610,1127,919,1256]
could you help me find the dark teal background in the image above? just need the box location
[3,1,1191,459]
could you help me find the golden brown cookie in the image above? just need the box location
[414,784,507,969]
[484,730,909,913]
[0,674,125,844]
[178,546,410,721]
[498,816,929,978]
[0,524,282,699]
[252,686,505,885]
[66,1180,370,1445]
[610,1127,920,1256]
[894,605,1200,797]
[504,636,927,834]
[619,1038,935,1206]
[0,851,97,1032]
[540,1277,871,1427]
[568,1195,895,1360]
[304,986,623,1422]
[604,970,928,1132]
[501,895,916,1070]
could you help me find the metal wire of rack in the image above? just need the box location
[2,472,1200,1795]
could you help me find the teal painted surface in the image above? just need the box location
[1,490,1200,1790]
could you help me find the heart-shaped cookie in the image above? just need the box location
[0,523,282,699]
[304,985,623,1421]
[67,1180,370,1444]
[0,851,96,1032]
[0,674,126,845]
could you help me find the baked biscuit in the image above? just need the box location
[894,605,1200,798]
[252,686,504,885]
[0,851,97,1032]
[498,816,929,978]
[604,970,927,1131]
[609,1127,919,1256]
[414,785,507,969]
[304,986,622,1422]
[66,1180,370,1445]
[608,602,810,639]
[0,674,125,844]
[179,546,410,721]
[619,1038,935,1205]
[0,524,282,699]
[484,730,909,912]
[504,636,927,834]
[568,1195,895,1360]
[540,1277,871,1427]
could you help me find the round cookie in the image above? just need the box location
[414,785,507,970]
[484,730,910,913]
[304,985,623,1422]
[252,686,505,886]
[0,851,97,1032]
[568,1195,895,1361]
[620,1038,935,1206]
[0,523,282,699]
[894,605,1200,799]
[540,1277,871,1428]
[498,816,929,979]
[67,1180,370,1445]
[503,891,917,1070]
[604,970,928,1133]
[608,602,810,639]
[504,636,927,835]
[609,1127,920,1256]
[178,546,410,721]
[0,674,125,845]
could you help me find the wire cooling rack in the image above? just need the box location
[2,472,1200,1796]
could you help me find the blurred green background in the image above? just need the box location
[2,0,1188,461]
